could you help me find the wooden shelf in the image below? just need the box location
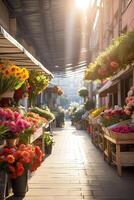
[112,151,134,166]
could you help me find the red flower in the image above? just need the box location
[6,155,15,164]
[0,144,44,178]
[16,162,24,177]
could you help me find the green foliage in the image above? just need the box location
[30,107,55,121]
[71,106,85,122]
[84,99,95,111]
[19,128,34,144]
[85,31,134,81]
[44,134,54,146]
[78,87,88,98]
[0,74,20,95]
[0,125,8,140]
[28,70,49,106]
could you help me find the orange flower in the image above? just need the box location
[6,155,15,164]
[19,144,26,151]
[21,151,30,159]
[4,69,10,76]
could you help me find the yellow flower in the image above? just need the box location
[8,65,17,75]
[15,72,21,77]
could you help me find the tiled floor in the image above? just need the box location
[24,121,134,200]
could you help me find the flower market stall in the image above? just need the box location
[84,31,134,176]
[0,26,54,199]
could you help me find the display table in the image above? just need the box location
[102,126,134,176]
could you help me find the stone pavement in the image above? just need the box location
[24,121,134,200]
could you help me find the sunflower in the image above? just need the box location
[8,65,17,75]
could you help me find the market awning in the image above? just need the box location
[0,26,53,78]
[98,80,118,97]
[98,65,134,97]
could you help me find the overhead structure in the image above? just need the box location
[4,0,92,74]
[0,26,53,78]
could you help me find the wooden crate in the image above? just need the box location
[112,151,134,166]
[102,126,134,140]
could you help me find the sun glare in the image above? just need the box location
[75,0,90,10]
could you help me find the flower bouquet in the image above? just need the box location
[0,62,29,96]
[28,70,49,106]
[0,108,32,140]
[0,144,44,179]
[90,106,106,118]
[98,108,129,127]
[25,112,48,129]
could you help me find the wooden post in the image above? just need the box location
[117,81,121,106]
[116,144,122,176]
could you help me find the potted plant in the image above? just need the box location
[78,87,88,102]
[44,134,54,154]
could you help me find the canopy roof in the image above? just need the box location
[98,65,133,97]
[0,26,53,78]
[3,0,94,75]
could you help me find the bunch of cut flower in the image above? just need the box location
[0,62,29,96]
[25,112,48,129]
[0,107,32,139]
[110,125,134,134]
[98,108,129,127]
[90,106,106,118]
[0,144,44,179]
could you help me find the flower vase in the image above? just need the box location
[11,170,28,198]
[6,138,18,147]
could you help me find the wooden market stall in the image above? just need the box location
[0,26,53,77]
[0,26,54,199]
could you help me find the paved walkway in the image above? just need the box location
[25,121,134,200]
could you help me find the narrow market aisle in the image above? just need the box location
[25,121,134,200]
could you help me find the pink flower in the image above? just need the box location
[14,111,21,120]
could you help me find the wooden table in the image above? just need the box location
[103,128,134,176]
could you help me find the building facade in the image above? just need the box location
[86,0,134,107]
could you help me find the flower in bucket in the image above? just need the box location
[0,108,31,139]
[14,81,30,104]
[0,144,44,179]
[0,62,29,96]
